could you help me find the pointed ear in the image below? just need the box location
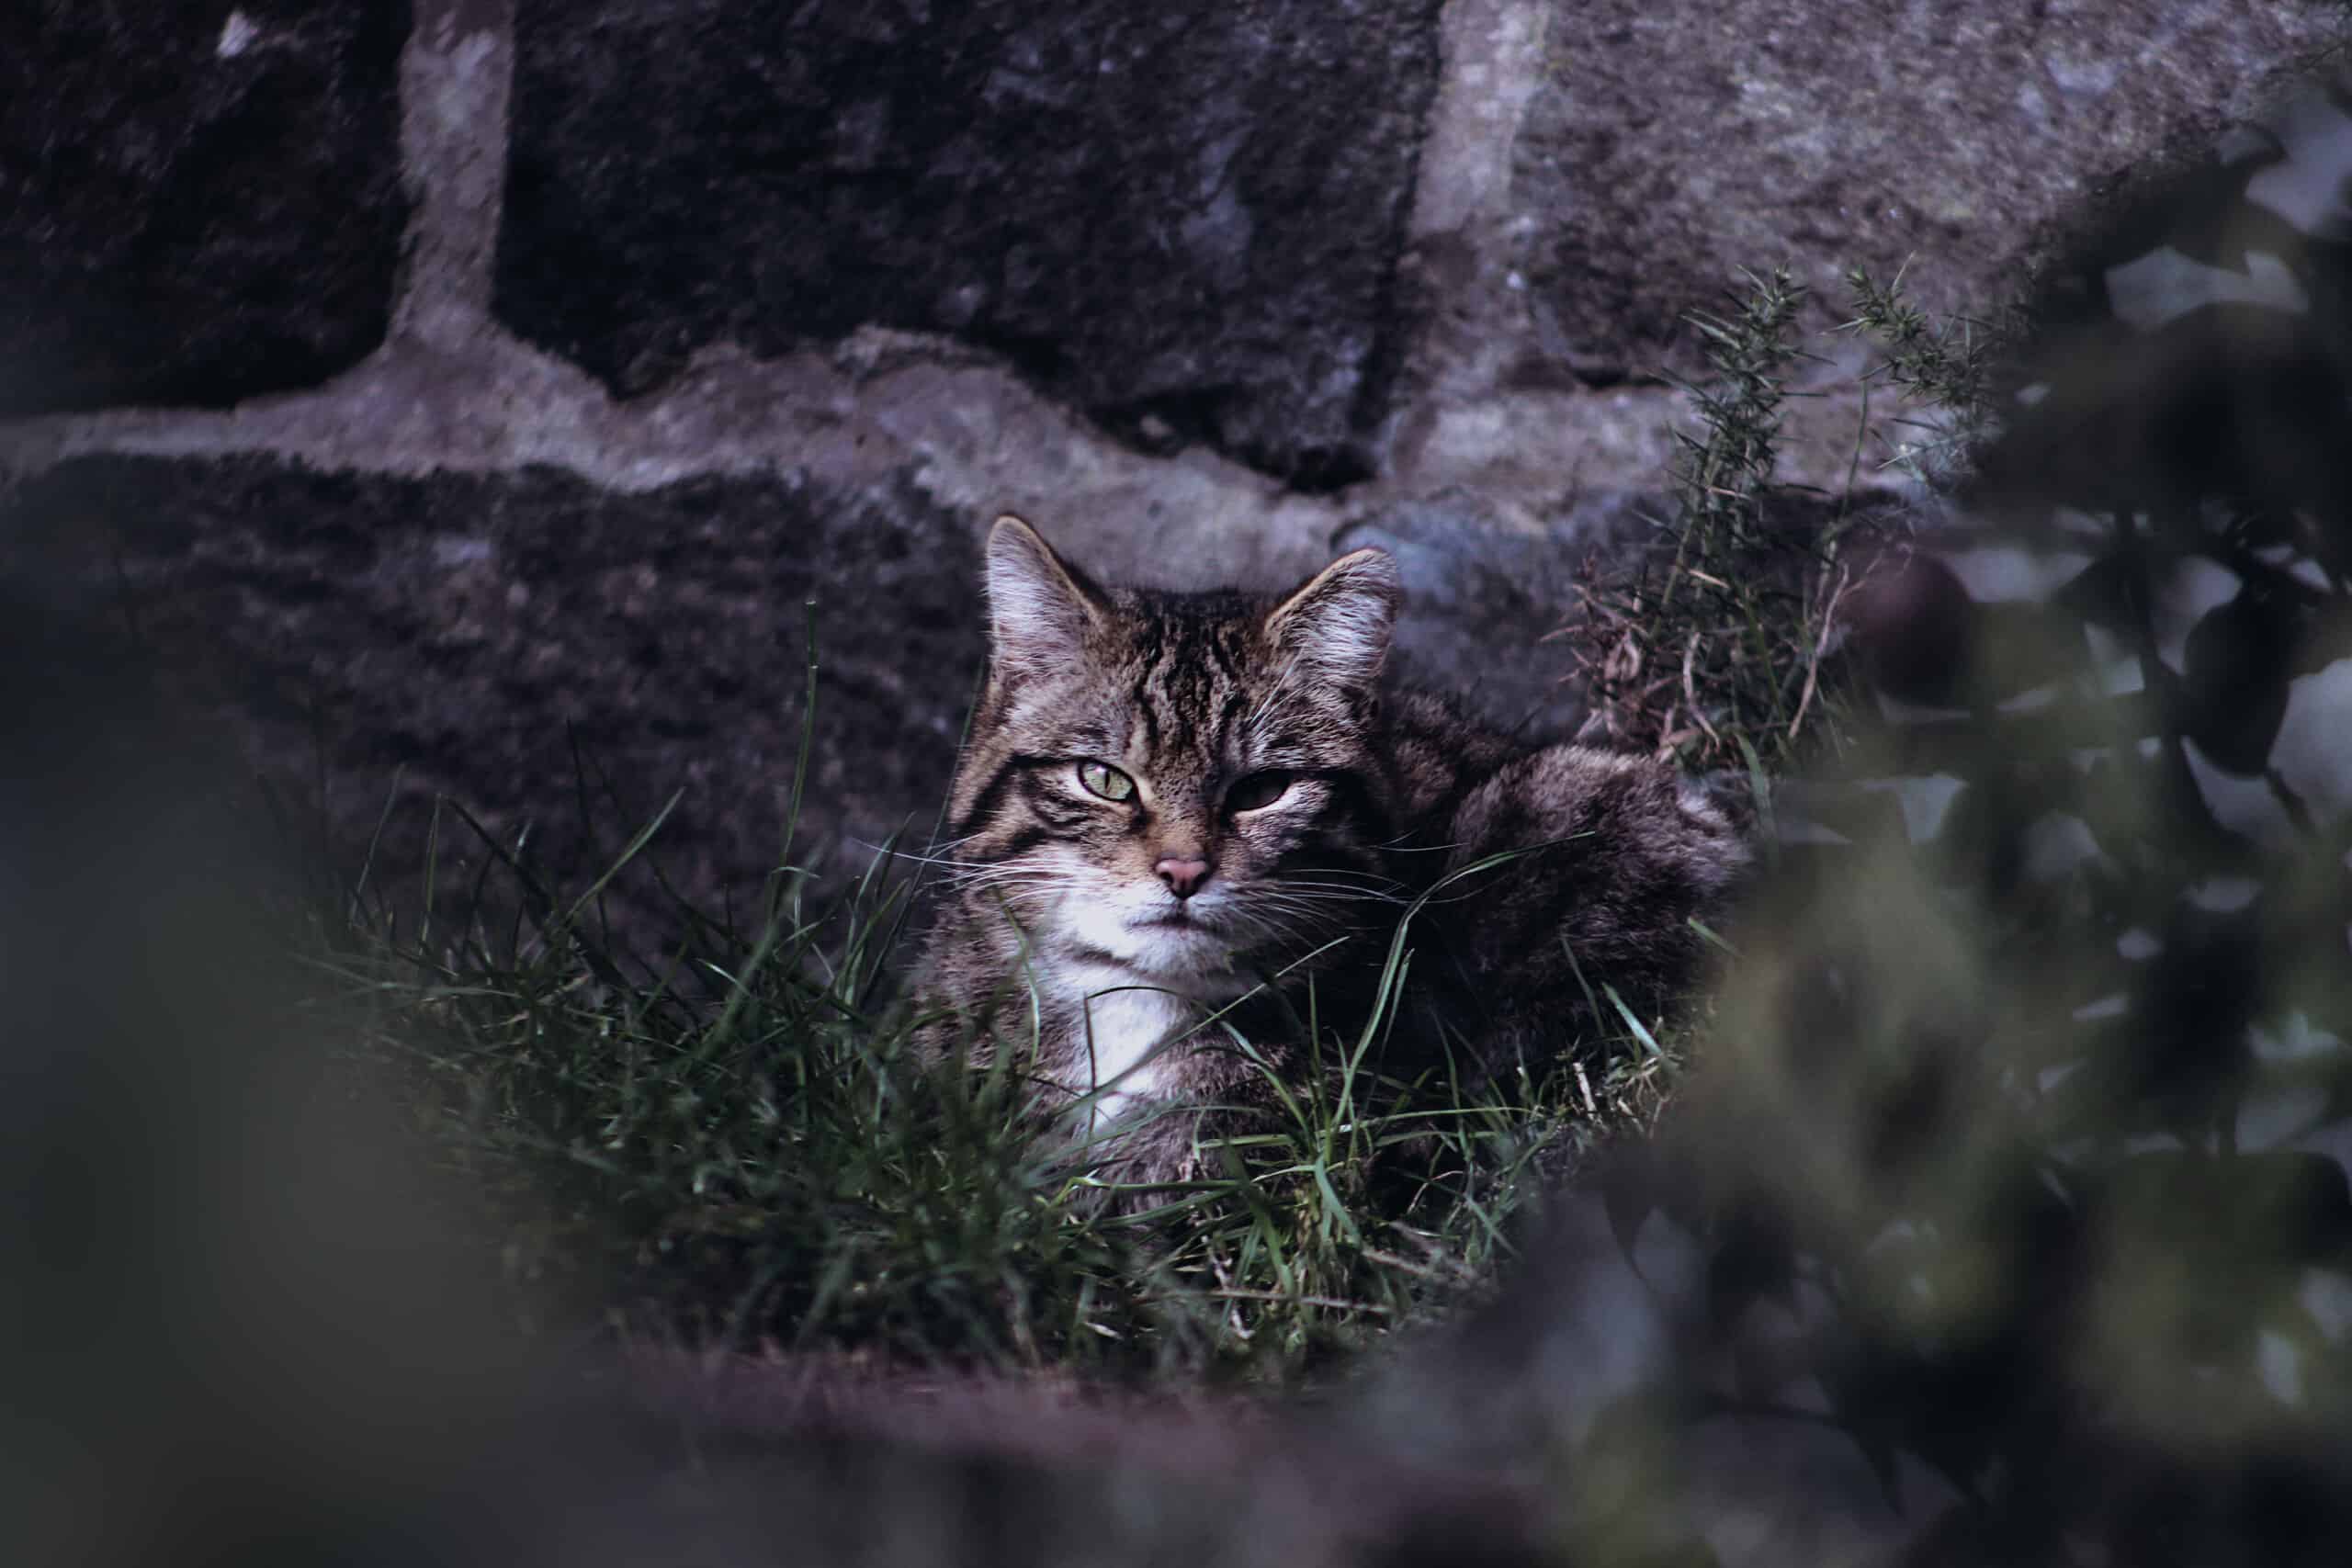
[985,513,1106,673]
[1262,547,1400,691]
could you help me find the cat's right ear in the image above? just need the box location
[985,513,1106,675]
[1263,547,1401,692]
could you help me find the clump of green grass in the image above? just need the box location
[310,792,1654,1382]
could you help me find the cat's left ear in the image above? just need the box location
[1263,547,1400,691]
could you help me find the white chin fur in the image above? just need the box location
[1050,878,1250,998]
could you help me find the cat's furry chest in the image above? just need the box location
[1049,960,1246,1122]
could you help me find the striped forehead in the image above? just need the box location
[1114,595,1258,767]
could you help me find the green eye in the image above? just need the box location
[1076,761,1136,802]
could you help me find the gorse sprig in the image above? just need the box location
[1563,262,1990,778]
[1840,259,1998,483]
[1661,264,1813,608]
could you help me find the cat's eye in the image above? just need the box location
[1225,770,1294,813]
[1075,760,1136,802]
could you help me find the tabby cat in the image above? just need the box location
[915,514,1747,1189]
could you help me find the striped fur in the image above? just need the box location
[914,515,1747,1192]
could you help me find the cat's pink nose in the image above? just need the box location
[1155,855,1214,899]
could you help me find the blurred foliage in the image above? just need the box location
[1515,73,2352,1565]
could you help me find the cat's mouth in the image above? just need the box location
[1125,907,1240,953]
[1135,904,1241,938]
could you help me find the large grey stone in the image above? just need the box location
[1506,0,2341,385]
[2,457,985,932]
[1337,494,1651,739]
[0,2,411,416]
[492,0,1445,486]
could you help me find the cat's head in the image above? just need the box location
[943,514,1402,992]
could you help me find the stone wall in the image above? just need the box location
[1,0,2340,919]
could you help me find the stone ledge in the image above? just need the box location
[3,455,984,930]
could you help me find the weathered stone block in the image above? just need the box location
[0,3,411,416]
[2,457,985,931]
[494,0,1444,484]
[1338,496,1640,739]
[1510,0,2336,381]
